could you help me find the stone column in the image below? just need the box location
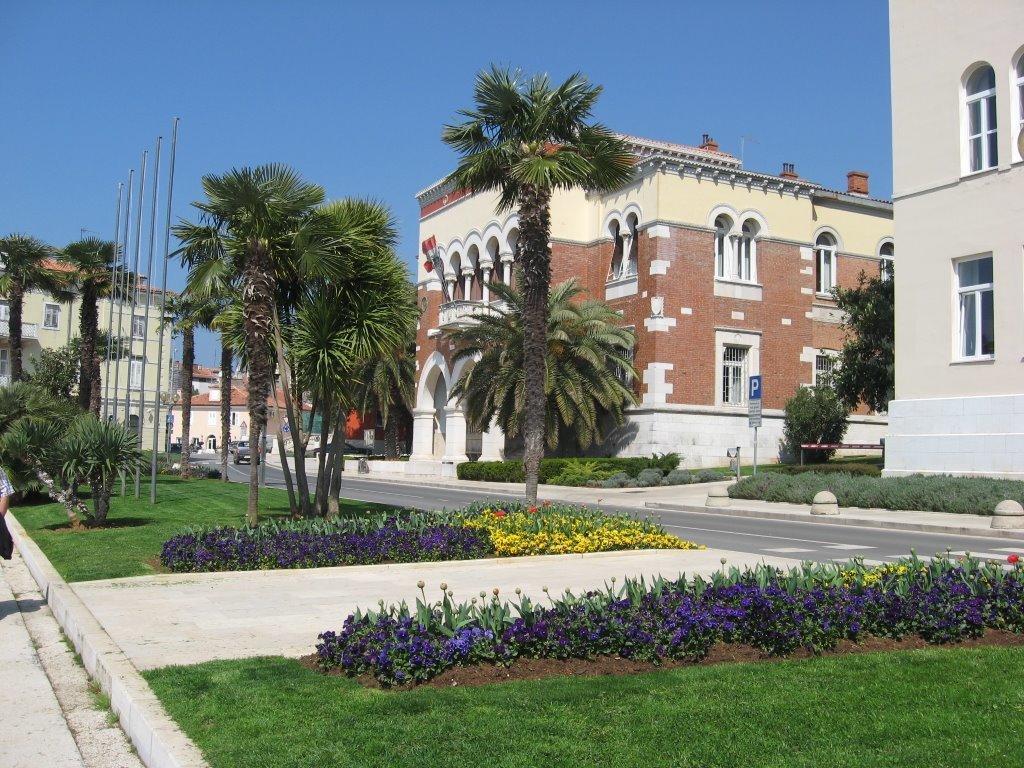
[481,266,492,304]
[499,251,513,285]
[461,267,474,301]
[480,420,505,461]
[445,273,457,301]
[410,407,436,460]
[620,232,634,277]
[442,405,469,463]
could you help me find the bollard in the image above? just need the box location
[706,486,731,508]
[991,499,1024,529]
[810,490,839,516]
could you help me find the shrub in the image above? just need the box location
[601,471,632,488]
[315,555,1024,685]
[457,454,681,484]
[762,462,881,478]
[636,468,664,487]
[545,459,619,487]
[729,472,1024,515]
[782,385,849,462]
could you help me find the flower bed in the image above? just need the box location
[159,502,700,573]
[314,555,1024,686]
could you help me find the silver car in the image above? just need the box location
[231,440,251,464]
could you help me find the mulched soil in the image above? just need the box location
[298,628,1024,691]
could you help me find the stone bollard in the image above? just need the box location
[705,486,731,508]
[810,490,839,516]
[991,499,1024,529]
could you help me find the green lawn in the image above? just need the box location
[13,477,393,582]
[145,647,1023,768]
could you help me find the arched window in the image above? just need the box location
[737,219,759,282]
[623,214,639,278]
[608,221,623,280]
[1015,54,1024,160]
[815,232,837,294]
[714,215,732,279]
[879,241,894,281]
[965,65,997,172]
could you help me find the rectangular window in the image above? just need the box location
[881,259,894,281]
[814,353,837,385]
[43,303,60,330]
[132,315,146,339]
[968,93,998,172]
[129,356,143,389]
[0,349,8,378]
[956,256,994,359]
[722,346,747,405]
[0,301,9,323]
[816,248,835,293]
[208,411,218,426]
[231,411,237,426]
[615,334,636,385]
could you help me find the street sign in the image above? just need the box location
[749,375,762,401]
[165,413,173,427]
[748,375,763,428]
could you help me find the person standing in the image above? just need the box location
[0,467,14,560]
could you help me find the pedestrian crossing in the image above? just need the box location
[759,544,1021,563]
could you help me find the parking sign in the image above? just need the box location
[748,376,762,428]
[749,375,762,401]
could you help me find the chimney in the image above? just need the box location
[846,170,869,195]
[699,133,719,152]
[780,162,798,179]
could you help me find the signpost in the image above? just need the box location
[748,375,762,475]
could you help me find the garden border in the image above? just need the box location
[6,512,210,768]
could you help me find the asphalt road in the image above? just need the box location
[206,459,1024,565]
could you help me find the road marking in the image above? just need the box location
[823,544,874,551]
[994,547,1024,553]
[948,550,1013,560]
[763,547,815,554]
[662,523,845,547]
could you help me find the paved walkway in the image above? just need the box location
[1,553,142,768]
[72,548,797,671]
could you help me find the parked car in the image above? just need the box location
[230,440,251,464]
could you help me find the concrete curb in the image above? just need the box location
[645,501,1024,541]
[7,513,210,768]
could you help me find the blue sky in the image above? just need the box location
[2,0,892,366]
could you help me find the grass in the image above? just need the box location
[144,646,1024,768]
[730,471,1024,515]
[13,476,393,582]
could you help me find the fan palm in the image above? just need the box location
[164,294,204,479]
[63,415,142,524]
[0,234,70,381]
[442,66,633,501]
[449,279,636,452]
[175,165,325,523]
[355,344,415,459]
[62,238,120,414]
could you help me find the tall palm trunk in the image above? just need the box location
[9,280,25,381]
[219,337,232,482]
[179,326,195,479]
[242,242,275,526]
[517,184,552,504]
[78,282,100,413]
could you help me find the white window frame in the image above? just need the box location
[129,356,143,389]
[714,216,731,279]
[615,328,636,385]
[1014,54,1024,163]
[132,315,146,340]
[815,236,837,294]
[814,351,838,386]
[0,348,9,379]
[721,345,748,406]
[878,241,894,281]
[965,65,998,173]
[954,255,995,361]
[208,411,218,426]
[42,303,61,330]
[0,301,9,323]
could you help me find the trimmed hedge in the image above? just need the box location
[760,462,881,478]
[457,454,680,484]
[730,472,1024,515]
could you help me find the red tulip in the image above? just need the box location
[1009,553,1020,564]
[494,510,507,519]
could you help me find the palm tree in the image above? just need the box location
[63,415,142,524]
[175,166,325,524]
[218,331,233,482]
[0,234,68,381]
[442,67,633,502]
[449,279,636,452]
[165,295,201,479]
[62,238,119,415]
[356,345,415,458]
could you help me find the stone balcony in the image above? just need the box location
[437,300,506,330]
[0,321,39,339]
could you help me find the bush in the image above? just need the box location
[636,468,664,487]
[782,385,849,462]
[729,472,1024,515]
[662,468,727,485]
[315,555,1024,685]
[457,454,680,485]
[762,462,881,478]
[601,471,632,488]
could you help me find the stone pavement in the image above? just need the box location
[1,552,142,768]
[72,548,798,671]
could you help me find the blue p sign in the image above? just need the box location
[749,375,762,401]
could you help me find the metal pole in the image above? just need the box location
[753,426,758,476]
[102,183,123,419]
[135,138,162,498]
[123,151,147,430]
[112,170,134,424]
[151,118,178,504]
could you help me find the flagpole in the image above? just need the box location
[151,118,178,503]
[112,169,133,423]
[135,137,162,498]
[123,151,147,444]
[102,183,123,420]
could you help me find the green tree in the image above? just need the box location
[26,342,80,402]
[442,67,633,502]
[62,238,119,415]
[832,267,894,413]
[782,385,849,463]
[175,165,325,524]
[0,234,70,381]
[448,279,636,453]
[165,295,203,479]
[355,342,415,459]
[62,415,142,524]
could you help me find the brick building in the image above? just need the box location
[410,134,894,474]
